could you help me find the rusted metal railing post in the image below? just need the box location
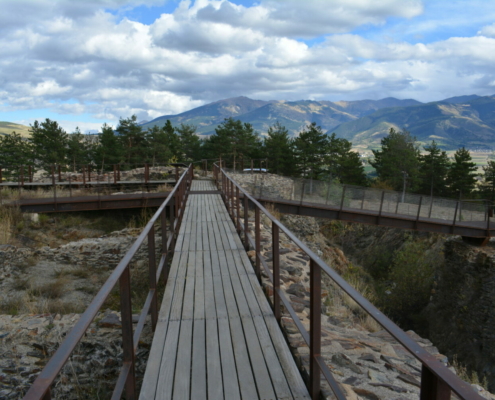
[236,186,241,233]
[255,207,261,282]
[88,165,91,183]
[420,366,451,400]
[145,163,149,185]
[377,191,385,225]
[309,258,321,399]
[20,165,24,187]
[244,195,249,250]
[58,165,62,182]
[415,196,423,229]
[113,165,117,184]
[119,265,137,400]
[272,222,281,323]
[230,180,234,219]
[452,201,459,233]
[148,225,158,331]
[51,165,57,210]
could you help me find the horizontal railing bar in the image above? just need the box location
[219,165,485,400]
[133,290,155,353]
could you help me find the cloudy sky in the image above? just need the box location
[1,0,495,133]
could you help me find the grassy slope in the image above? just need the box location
[0,122,31,137]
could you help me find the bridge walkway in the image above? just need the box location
[139,180,310,400]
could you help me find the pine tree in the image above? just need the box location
[0,132,33,179]
[116,115,148,166]
[480,160,495,202]
[370,128,420,191]
[146,125,171,166]
[29,119,68,169]
[263,122,296,176]
[418,141,450,197]
[325,133,367,185]
[67,128,91,172]
[176,123,201,162]
[95,123,123,171]
[446,147,477,198]
[293,122,328,179]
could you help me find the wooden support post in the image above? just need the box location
[309,258,321,400]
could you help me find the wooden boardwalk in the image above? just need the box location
[140,180,310,400]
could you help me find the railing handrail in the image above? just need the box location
[215,163,484,400]
[23,164,193,400]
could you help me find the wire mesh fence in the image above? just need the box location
[225,169,490,225]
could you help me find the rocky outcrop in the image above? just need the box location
[0,311,152,399]
[427,238,495,392]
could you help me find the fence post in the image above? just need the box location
[420,366,451,400]
[272,222,280,323]
[148,225,158,331]
[415,196,423,229]
[309,258,321,399]
[236,186,241,233]
[255,207,261,282]
[377,191,385,225]
[244,195,249,250]
[119,265,137,400]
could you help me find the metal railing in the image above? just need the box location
[23,164,193,400]
[214,163,485,400]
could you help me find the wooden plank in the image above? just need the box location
[172,319,193,399]
[218,318,241,400]
[154,320,181,400]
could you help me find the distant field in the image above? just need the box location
[0,121,31,137]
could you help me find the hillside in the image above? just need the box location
[333,96,495,150]
[0,121,30,137]
[141,96,422,137]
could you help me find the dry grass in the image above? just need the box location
[264,203,281,220]
[0,204,22,244]
[451,355,488,389]
[28,276,70,299]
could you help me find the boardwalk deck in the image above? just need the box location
[140,180,310,400]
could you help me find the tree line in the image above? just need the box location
[1,117,494,200]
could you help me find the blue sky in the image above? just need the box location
[1,0,495,133]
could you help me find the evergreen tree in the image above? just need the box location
[116,115,148,166]
[0,132,33,179]
[29,119,68,169]
[67,128,91,172]
[293,122,328,179]
[95,123,123,171]
[176,123,201,162]
[370,128,420,191]
[480,160,495,202]
[325,133,367,185]
[263,122,296,176]
[209,118,260,169]
[147,125,171,166]
[446,147,477,198]
[418,141,450,197]
[164,121,182,161]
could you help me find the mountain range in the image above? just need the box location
[142,94,495,151]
